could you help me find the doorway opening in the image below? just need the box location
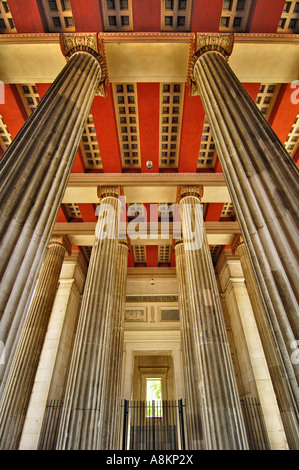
[146,378,162,417]
[120,353,187,450]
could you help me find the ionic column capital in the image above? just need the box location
[194,33,234,58]
[177,185,203,203]
[97,185,122,202]
[60,33,108,97]
[189,33,234,96]
[48,235,72,256]
[173,239,185,259]
[118,238,130,252]
[173,238,184,250]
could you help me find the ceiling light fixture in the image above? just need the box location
[146,160,153,169]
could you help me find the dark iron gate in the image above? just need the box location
[121,400,186,450]
[38,396,270,450]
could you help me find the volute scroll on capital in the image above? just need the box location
[189,33,234,96]
[48,235,72,256]
[173,238,184,252]
[231,235,245,256]
[118,238,131,252]
[60,33,108,97]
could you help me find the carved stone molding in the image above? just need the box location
[189,33,234,96]
[67,172,227,188]
[194,33,234,58]
[60,33,108,97]
[177,184,204,202]
[97,184,122,202]
[126,295,178,302]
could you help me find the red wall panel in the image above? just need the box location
[191,0,223,32]
[178,85,205,172]
[91,86,122,173]
[0,85,26,138]
[132,0,161,31]
[137,83,160,173]
[9,0,45,32]
[249,0,285,33]
[71,0,103,32]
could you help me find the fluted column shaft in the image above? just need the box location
[175,240,202,449]
[98,240,129,450]
[179,186,248,450]
[236,241,299,449]
[0,38,103,388]
[0,236,71,449]
[56,186,122,450]
[191,34,299,407]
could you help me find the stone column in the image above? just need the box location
[18,250,86,450]
[235,238,299,449]
[217,248,288,449]
[0,235,71,449]
[178,185,248,450]
[0,33,105,388]
[174,239,202,449]
[189,33,299,408]
[98,239,129,450]
[56,185,122,450]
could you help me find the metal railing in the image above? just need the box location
[121,400,186,450]
[37,395,270,450]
